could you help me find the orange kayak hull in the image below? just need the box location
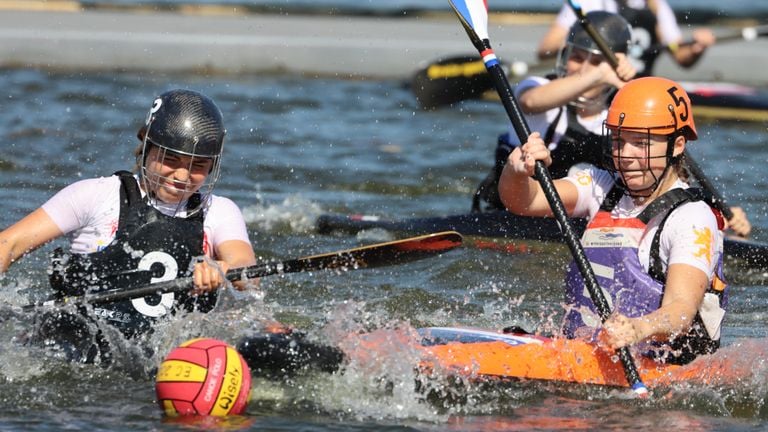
[343,327,742,389]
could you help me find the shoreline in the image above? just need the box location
[0,3,766,85]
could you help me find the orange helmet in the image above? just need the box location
[605,76,697,141]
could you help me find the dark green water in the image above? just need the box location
[0,69,766,430]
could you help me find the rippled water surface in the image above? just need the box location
[0,69,767,430]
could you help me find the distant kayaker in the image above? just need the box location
[0,89,257,363]
[537,0,715,77]
[499,76,728,365]
[473,11,636,212]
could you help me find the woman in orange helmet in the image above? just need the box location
[499,76,728,365]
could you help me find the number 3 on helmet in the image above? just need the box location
[605,76,698,141]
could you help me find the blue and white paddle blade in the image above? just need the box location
[567,0,584,15]
[447,0,490,41]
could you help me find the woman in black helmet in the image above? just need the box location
[0,89,257,363]
[473,11,636,212]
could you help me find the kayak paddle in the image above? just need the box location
[665,23,768,53]
[567,0,737,222]
[566,0,621,65]
[23,231,463,310]
[447,0,649,396]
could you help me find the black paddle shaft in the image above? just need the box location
[23,261,287,309]
[479,39,644,389]
[684,151,734,220]
[479,40,608,317]
[23,231,463,310]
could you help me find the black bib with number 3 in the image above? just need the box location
[49,171,217,338]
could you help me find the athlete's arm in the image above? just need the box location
[668,28,715,68]
[653,0,713,68]
[725,206,751,238]
[600,263,708,348]
[600,201,719,348]
[519,56,633,114]
[192,239,257,294]
[216,239,258,290]
[0,208,64,273]
[519,73,596,114]
[499,132,579,217]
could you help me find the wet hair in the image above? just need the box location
[132,142,144,173]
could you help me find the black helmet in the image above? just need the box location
[555,11,633,108]
[138,89,225,157]
[566,11,632,55]
[137,89,225,215]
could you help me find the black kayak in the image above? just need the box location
[316,211,768,272]
[411,55,768,122]
[682,81,768,122]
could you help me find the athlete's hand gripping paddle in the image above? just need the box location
[23,231,463,310]
[447,0,648,396]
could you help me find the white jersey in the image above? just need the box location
[563,165,722,280]
[507,76,607,150]
[554,0,682,46]
[41,175,251,258]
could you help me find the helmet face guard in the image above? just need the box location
[138,89,225,216]
[140,143,222,215]
[602,120,678,198]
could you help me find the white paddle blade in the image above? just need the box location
[447,0,490,41]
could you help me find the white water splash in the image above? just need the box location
[320,324,447,422]
[241,195,324,233]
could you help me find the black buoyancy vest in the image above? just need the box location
[543,105,606,179]
[49,171,217,338]
[600,185,727,364]
[616,0,661,77]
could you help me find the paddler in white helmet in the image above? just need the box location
[499,76,728,365]
[0,89,257,363]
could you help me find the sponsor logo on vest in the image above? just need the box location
[693,227,713,265]
[93,307,131,323]
[598,232,623,240]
